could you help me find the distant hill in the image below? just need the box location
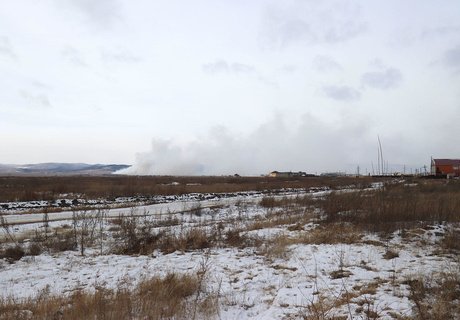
[0,163,131,176]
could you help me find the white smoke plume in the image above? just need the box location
[120,113,391,176]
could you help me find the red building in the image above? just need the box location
[431,159,460,177]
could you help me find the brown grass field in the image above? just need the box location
[1,176,459,319]
[0,175,383,202]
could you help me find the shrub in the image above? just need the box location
[0,245,25,263]
[224,229,246,248]
[257,234,291,260]
[300,223,362,245]
[45,231,77,253]
[27,243,42,256]
[0,272,215,320]
[442,228,460,252]
[383,249,399,260]
[316,182,460,234]
[406,271,460,320]
[260,196,277,208]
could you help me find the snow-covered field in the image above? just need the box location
[1,187,321,215]
[1,189,311,225]
[1,183,459,319]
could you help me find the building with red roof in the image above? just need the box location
[431,159,460,177]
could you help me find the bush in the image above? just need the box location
[45,231,77,253]
[0,245,25,263]
[406,271,460,320]
[27,243,42,256]
[158,228,211,254]
[260,196,277,208]
[300,223,362,245]
[0,272,215,320]
[442,228,460,251]
[317,182,460,234]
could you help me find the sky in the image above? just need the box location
[1,0,460,175]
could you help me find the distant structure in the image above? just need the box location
[269,171,309,178]
[320,172,347,177]
[431,158,460,177]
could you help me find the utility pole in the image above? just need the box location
[378,135,384,175]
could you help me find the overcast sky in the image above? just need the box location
[1,1,460,175]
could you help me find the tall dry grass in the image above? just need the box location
[405,269,460,320]
[0,175,380,202]
[318,181,460,233]
[0,272,215,320]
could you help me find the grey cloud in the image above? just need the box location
[257,75,279,87]
[64,0,121,27]
[203,60,277,86]
[275,19,316,47]
[368,58,385,69]
[280,65,297,74]
[387,29,417,48]
[102,49,141,63]
[61,46,88,67]
[202,60,255,75]
[31,80,51,89]
[20,90,51,108]
[260,15,314,49]
[421,26,460,39]
[323,85,360,101]
[231,63,256,74]
[260,2,366,49]
[443,45,460,71]
[313,55,342,72]
[323,22,365,43]
[202,60,229,74]
[0,36,16,58]
[361,67,402,90]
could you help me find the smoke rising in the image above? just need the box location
[120,114,380,176]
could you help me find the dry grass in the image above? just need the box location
[302,293,353,320]
[299,223,363,245]
[254,223,363,260]
[157,228,212,254]
[257,234,293,260]
[0,245,24,263]
[441,226,460,252]
[405,270,460,320]
[0,175,380,202]
[317,181,460,234]
[2,178,460,320]
[247,209,315,231]
[112,218,213,255]
[5,179,457,259]
[382,249,399,260]
[0,272,214,320]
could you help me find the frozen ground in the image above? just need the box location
[0,186,458,319]
[1,225,456,319]
[1,187,322,214]
[1,188,334,226]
